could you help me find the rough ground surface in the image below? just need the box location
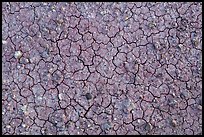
[2,2,202,135]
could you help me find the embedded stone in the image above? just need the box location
[144,122,152,131]
[14,51,23,59]
[171,119,177,127]
[178,44,183,49]
[101,121,111,131]
[2,40,7,44]
[21,105,27,112]
[85,93,92,100]
[59,93,63,100]
[197,105,202,110]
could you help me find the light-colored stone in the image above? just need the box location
[178,44,183,49]
[148,21,157,29]
[2,40,7,44]
[21,105,27,112]
[144,122,152,131]
[197,105,202,110]
[17,65,21,69]
[171,119,177,127]
[22,124,26,127]
[59,93,63,100]
[153,98,158,103]
[6,125,11,129]
[61,7,66,11]
[139,95,143,99]
[51,6,56,12]
[14,51,23,59]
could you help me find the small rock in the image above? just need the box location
[192,39,199,47]
[2,40,7,44]
[148,21,156,29]
[20,57,29,64]
[144,122,152,131]
[101,122,111,131]
[6,125,11,129]
[168,99,177,107]
[156,73,163,78]
[24,111,29,116]
[18,109,24,115]
[59,93,63,100]
[178,44,183,49]
[125,16,130,21]
[17,65,21,69]
[22,124,26,128]
[153,98,158,103]
[21,105,27,112]
[139,95,143,99]
[85,93,92,100]
[51,6,56,11]
[171,119,177,127]
[172,92,176,97]
[43,3,47,6]
[14,51,23,59]
[197,105,202,110]
[180,92,187,99]
[61,7,66,11]
[129,102,135,111]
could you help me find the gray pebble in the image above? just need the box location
[85,93,92,100]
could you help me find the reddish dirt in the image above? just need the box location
[2,2,202,135]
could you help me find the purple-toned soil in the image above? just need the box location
[2,2,202,135]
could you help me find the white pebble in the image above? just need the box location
[22,124,26,127]
[178,44,183,48]
[14,51,22,59]
[197,105,202,110]
[2,40,7,44]
[21,105,27,112]
[6,125,11,128]
[59,93,63,100]
[131,110,134,113]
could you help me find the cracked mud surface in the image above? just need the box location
[2,2,202,135]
